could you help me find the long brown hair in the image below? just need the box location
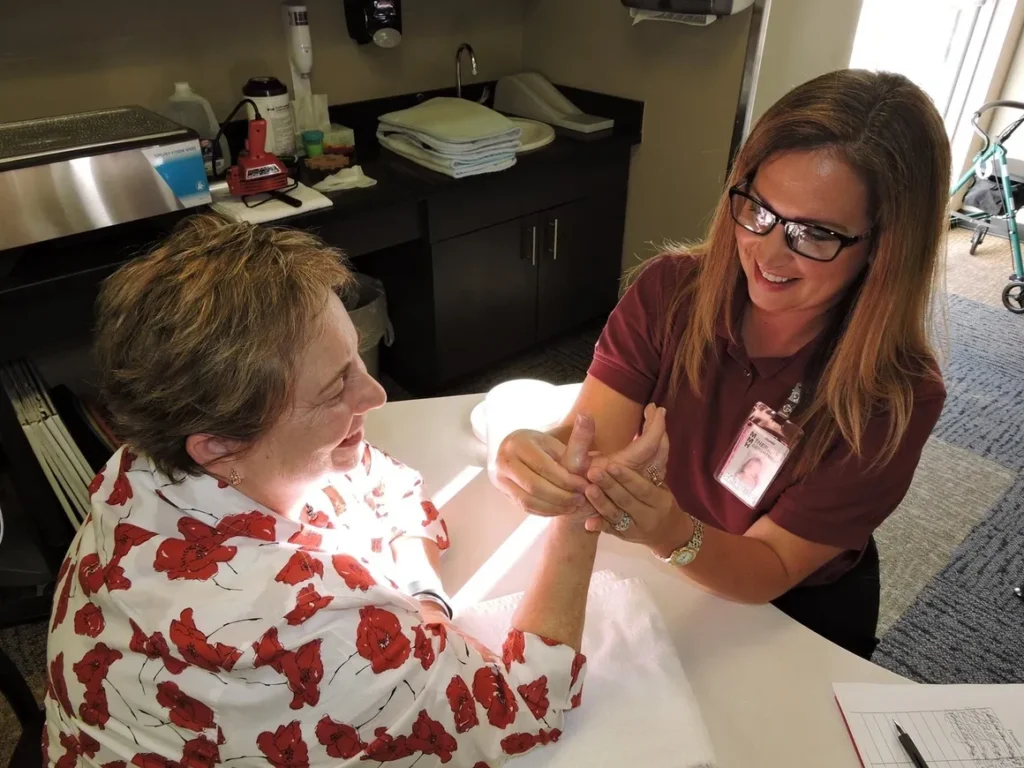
[668,69,950,476]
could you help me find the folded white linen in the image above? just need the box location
[379,132,516,179]
[456,571,718,768]
[378,96,522,145]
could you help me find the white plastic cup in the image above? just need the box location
[484,380,560,471]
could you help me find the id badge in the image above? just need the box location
[716,401,804,508]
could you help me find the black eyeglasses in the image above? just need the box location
[728,187,872,263]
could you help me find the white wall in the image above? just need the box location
[0,0,527,122]
[749,0,865,125]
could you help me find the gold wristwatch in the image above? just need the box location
[656,515,704,567]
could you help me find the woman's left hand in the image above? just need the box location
[582,425,691,550]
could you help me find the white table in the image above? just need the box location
[366,388,908,768]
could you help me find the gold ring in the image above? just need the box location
[645,464,664,488]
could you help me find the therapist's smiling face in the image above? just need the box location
[736,149,874,316]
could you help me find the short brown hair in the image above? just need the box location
[95,214,353,478]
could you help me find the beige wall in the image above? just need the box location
[0,0,526,122]
[749,0,864,125]
[991,21,1024,156]
[522,1,751,268]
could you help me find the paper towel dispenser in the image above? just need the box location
[620,0,754,15]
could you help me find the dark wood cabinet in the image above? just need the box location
[537,193,626,341]
[432,217,539,383]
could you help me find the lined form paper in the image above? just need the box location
[834,683,1024,767]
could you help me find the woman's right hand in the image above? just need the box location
[491,405,667,517]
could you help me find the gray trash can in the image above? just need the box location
[344,274,393,379]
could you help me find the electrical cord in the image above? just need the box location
[211,98,262,177]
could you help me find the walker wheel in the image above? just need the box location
[1003,282,1024,314]
[969,227,987,255]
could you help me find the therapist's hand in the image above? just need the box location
[490,413,596,517]
[582,407,690,550]
[492,405,667,518]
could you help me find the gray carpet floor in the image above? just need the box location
[4,250,1024,761]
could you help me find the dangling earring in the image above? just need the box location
[229,468,242,487]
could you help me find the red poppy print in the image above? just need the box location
[154,518,237,582]
[54,733,78,768]
[516,676,550,721]
[78,553,106,597]
[103,562,132,592]
[570,652,585,688]
[78,732,100,758]
[301,505,335,529]
[128,619,188,675]
[252,627,287,673]
[72,643,122,690]
[169,608,242,673]
[47,653,74,717]
[111,522,157,558]
[107,449,137,506]
[500,728,561,756]
[51,558,74,630]
[436,519,451,551]
[421,500,440,525]
[571,690,583,709]
[472,666,518,729]
[355,606,411,674]
[131,754,180,768]
[362,727,414,763]
[275,551,324,586]
[537,635,562,647]
[332,555,377,592]
[446,675,479,734]
[156,681,215,731]
[74,603,105,638]
[406,709,458,763]
[428,622,448,654]
[180,736,220,768]
[104,761,128,768]
[315,716,366,759]
[412,625,436,671]
[370,538,383,554]
[80,685,112,728]
[279,638,324,710]
[361,443,373,472]
[501,629,525,671]
[88,470,105,498]
[216,511,276,542]
[287,528,322,551]
[284,584,334,626]
[257,721,309,768]
[323,486,347,517]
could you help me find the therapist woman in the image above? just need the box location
[491,69,951,659]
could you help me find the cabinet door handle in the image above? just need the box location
[531,225,537,267]
[551,217,560,261]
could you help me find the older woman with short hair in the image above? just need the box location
[44,216,662,767]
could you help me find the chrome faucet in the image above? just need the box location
[455,43,477,99]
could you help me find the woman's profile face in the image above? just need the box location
[235,291,387,508]
[736,149,874,318]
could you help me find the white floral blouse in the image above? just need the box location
[44,444,586,768]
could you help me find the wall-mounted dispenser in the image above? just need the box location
[344,0,403,48]
[620,0,755,26]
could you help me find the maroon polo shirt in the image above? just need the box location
[588,255,946,585]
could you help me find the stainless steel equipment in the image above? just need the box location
[0,106,211,251]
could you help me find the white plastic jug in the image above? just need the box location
[164,82,230,176]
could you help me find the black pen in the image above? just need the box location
[894,721,930,768]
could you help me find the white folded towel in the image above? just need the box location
[457,571,717,768]
[378,128,520,161]
[379,96,522,146]
[379,132,517,179]
[210,182,332,224]
[378,130,516,169]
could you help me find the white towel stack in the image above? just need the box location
[376,97,522,179]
